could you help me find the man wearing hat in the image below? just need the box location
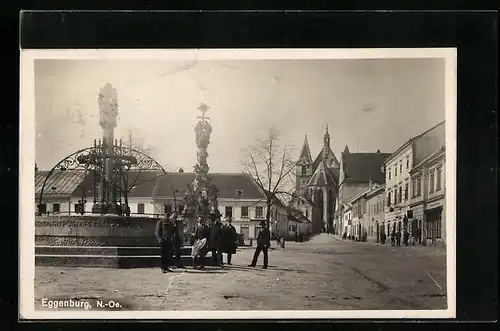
[171,211,186,269]
[155,212,175,273]
[221,216,238,265]
[248,220,271,269]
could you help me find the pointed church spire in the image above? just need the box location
[298,133,312,163]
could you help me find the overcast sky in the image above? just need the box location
[34,58,445,172]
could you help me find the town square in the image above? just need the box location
[29,54,450,313]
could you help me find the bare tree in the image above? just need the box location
[116,130,168,216]
[241,126,298,229]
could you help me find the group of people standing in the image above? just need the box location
[155,212,271,273]
[342,226,423,247]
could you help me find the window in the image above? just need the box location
[74,203,84,214]
[52,203,60,213]
[255,206,263,218]
[388,168,391,180]
[236,189,243,197]
[429,170,435,193]
[416,177,422,196]
[164,204,172,215]
[398,186,402,203]
[241,206,249,218]
[436,167,442,191]
[387,191,391,207]
[404,183,409,200]
[436,219,442,239]
[137,203,145,214]
[305,209,309,218]
[406,157,409,169]
[38,203,47,214]
[400,162,403,173]
[395,167,397,176]
[301,165,307,176]
[225,206,233,218]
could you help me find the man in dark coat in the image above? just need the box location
[171,212,185,269]
[207,213,223,267]
[155,213,175,273]
[193,216,210,269]
[248,220,271,269]
[221,216,238,265]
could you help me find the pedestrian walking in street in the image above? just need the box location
[248,220,270,269]
[155,213,175,273]
[380,231,386,245]
[396,230,401,247]
[192,217,209,269]
[208,213,223,267]
[391,229,396,246]
[403,230,409,246]
[416,227,422,245]
[171,212,186,269]
[221,216,238,265]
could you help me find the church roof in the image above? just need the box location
[152,172,266,200]
[341,152,391,185]
[297,135,313,163]
[307,161,338,187]
[311,147,339,172]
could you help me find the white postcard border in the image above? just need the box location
[19,48,457,320]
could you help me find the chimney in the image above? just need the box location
[35,163,38,173]
[178,167,184,173]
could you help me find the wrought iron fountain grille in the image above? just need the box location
[38,139,167,215]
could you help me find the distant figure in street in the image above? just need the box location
[276,235,281,246]
[380,231,386,245]
[416,227,422,245]
[208,213,223,267]
[171,212,185,269]
[403,230,409,246]
[155,213,175,273]
[391,229,396,246]
[396,230,401,247]
[248,220,270,269]
[342,232,347,240]
[221,216,238,265]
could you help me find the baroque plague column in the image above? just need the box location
[92,83,121,215]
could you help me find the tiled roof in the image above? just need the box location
[35,170,87,198]
[307,161,338,187]
[152,172,266,200]
[341,152,392,184]
[311,147,339,172]
[71,170,164,198]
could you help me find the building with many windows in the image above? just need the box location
[335,147,391,235]
[409,145,446,247]
[383,120,445,240]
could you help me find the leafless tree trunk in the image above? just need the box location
[241,126,297,229]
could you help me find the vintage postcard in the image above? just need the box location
[19,48,457,319]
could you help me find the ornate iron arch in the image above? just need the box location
[37,142,179,215]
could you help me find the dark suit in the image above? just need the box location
[221,223,238,264]
[250,226,270,268]
[208,222,223,266]
[173,220,184,267]
[155,218,174,271]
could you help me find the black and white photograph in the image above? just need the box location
[20,49,457,319]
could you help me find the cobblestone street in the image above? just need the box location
[34,234,447,311]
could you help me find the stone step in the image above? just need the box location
[35,254,215,269]
[35,245,193,256]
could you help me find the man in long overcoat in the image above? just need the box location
[221,216,238,265]
[171,212,185,269]
[207,213,223,267]
[193,216,210,269]
[155,213,175,273]
[248,220,271,269]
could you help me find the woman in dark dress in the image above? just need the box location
[221,216,238,265]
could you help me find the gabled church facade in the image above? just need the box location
[292,126,340,234]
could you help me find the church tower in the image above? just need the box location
[295,134,313,198]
